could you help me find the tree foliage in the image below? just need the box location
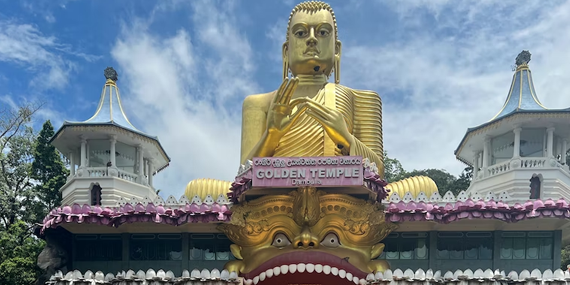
[31,120,69,211]
[383,151,405,183]
[561,245,570,270]
[383,151,472,195]
[0,102,59,285]
[0,220,45,285]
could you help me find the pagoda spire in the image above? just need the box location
[83,67,140,132]
[489,50,547,120]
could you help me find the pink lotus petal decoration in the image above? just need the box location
[38,197,570,237]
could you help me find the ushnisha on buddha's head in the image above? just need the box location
[283,1,342,83]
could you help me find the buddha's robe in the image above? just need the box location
[244,83,385,177]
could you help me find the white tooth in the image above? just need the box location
[306,264,315,273]
[245,279,253,285]
[339,269,346,278]
[315,264,323,273]
[297,263,306,273]
[281,265,289,274]
[359,278,367,285]
[259,272,266,281]
[323,265,331,275]
[253,276,259,285]
[289,264,297,274]
[266,269,273,278]
[346,272,353,281]
[273,267,281,276]
[366,273,375,281]
[331,267,339,276]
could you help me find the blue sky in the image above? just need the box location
[2,0,570,199]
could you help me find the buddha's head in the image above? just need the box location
[283,1,342,83]
[218,187,397,284]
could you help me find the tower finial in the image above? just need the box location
[515,50,531,67]
[104,67,118,82]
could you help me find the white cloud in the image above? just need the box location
[341,0,570,174]
[108,0,570,200]
[111,1,259,198]
[0,20,76,90]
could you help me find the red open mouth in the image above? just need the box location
[243,251,369,285]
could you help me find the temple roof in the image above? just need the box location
[453,51,570,165]
[62,67,156,139]
[489,50,547,121]
[38,189,570,236]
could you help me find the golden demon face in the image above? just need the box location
[218,187,397,285]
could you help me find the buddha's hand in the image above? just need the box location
[266,77,306,137]
[292,95,354,149]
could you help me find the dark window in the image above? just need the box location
[74,234,122,261]
[90,184,102,206]
[529,176,541,199]
[189,234,234,261]
[500,232,553,260]
[129,234,182,261]
[436,232,493,260]
[379,232,429,260]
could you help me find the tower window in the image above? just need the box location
[90,184,102,206]
[529,175,541,199]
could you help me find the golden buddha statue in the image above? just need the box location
[240,2,384,175]
[182,2,439,283]
[185,1,438,201]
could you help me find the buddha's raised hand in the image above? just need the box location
[292,94,354,150]
[265,77,306,138]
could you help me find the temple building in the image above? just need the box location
[455,50,570,202]
[37,2,570,285]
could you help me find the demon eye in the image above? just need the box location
[321,232,341,248]
[272,233,291,248]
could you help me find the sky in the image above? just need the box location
[1,0,570,199]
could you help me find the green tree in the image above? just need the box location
[0,102,45,284]
[383,151,472,195]
[383,151,405,182]
[0,125,40,227]
[0,221,45,285]
[31,120,69,211]
[451,166,473,194]
[561,245,570,270]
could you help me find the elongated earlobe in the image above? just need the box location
[282,42,289,80]
[334,40,342,84]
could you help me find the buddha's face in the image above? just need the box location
[219,189,397,285]
[285,9,340,77]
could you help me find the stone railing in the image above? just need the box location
[361,268,570,284]
[113,189,515,209]
[384,189,512,204]
[487,160,510,176]
[45,268,570,285]
[115,193,231,209]
[117,169,137,182]
[86,167,108,177]
[476,156,569,181]
[71,167,144,185]
[521,157,547,168]
[46,268,239,285]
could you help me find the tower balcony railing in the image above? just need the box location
[477,156,568,181]
[68,166,148,186]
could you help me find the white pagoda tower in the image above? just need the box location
[455,51,570,201]
[51,67,170,207]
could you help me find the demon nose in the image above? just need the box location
[293,227,319,249]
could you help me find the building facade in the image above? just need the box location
[38,3,570,285]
